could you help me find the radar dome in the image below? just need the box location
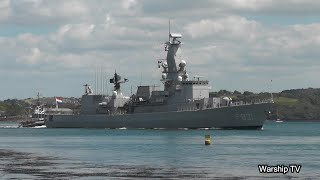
[113,91,118,96]
[162,73,167,79]
[162,62,168,67]
[178,76,182,81]
[223,97,230,101]
[179,60,186,67]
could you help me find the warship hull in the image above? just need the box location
[45,103,271,129]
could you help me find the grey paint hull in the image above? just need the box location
[45,103,271,129]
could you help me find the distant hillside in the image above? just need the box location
[273,88,320,120]
[0,97,80,118]
[210,88,320,120]
[1,88,320,120]
[0,99,29,117]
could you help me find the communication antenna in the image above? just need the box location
[101,66,103,95]
[168,20,170,42]
[140,71,142,86]
[270,79,274,103]
[94,69,97,94]
[97,67,99,95]
[37,92,41,106]
[106,74,108,95]
[102,67,104,95]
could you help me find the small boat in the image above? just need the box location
[20,93,46,128]
[20,93,73,128]
[274,109,283,122]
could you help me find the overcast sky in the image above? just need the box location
[1,0,320,100]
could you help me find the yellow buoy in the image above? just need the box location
[205,134,211,145]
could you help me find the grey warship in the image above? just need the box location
[45,31,272,129]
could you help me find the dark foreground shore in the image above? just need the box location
[0,149,209,179]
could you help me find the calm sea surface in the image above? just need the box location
[0,121,319,179]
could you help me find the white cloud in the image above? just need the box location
[21,47,42,64]
[217,0,272,11]
[105,13,113,24]
[122,0,137,10]
[180,15,320,93]
[0,0,10,21]
[214,0,320,15]
[1,1,320,99]
[1,0,90,25]
[184,16,260,42]
[57,1,88,17]
[224,0,263,9]
[63,24,95,40]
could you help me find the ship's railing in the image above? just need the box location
[219,98,273,108]
[45,109,74,115]
[176,98,273,112]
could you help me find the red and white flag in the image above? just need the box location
[55,97,63,103]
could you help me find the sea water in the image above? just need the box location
[0,121,319,179]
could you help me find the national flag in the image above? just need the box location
[55,97,63,103]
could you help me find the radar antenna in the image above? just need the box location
[109,71,128,91]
